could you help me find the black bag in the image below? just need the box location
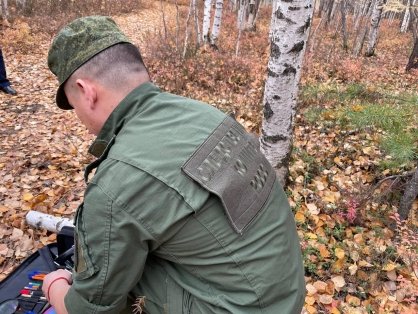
[0,226,74,313]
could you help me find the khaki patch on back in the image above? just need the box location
[182,116,276,234]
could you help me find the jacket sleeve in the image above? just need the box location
[64,162,161,313]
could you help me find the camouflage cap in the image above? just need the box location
[48,16,132,110]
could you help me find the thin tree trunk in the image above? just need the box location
[365,0,387,57]
[160,0,168,40]
[399,167,418,220]
[203,0,213,43]
[261,0,314,186]
[406,37,418,70]
[236,0,247,55]
[401,0,411,32]
[183,0,194,58]
[341,0,348,50]
[1,0,9,20]
[210,0,224,47]
[175,0,180,52]
[194,0,201,47]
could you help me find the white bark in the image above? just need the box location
[203,0,213,43]
[210,0,224,46]
[26,210,74,233]
[261,0,314,185]
[1,0,9,20]
[247,0,256,29]
[401,0,416,32]
[365,0,387,56]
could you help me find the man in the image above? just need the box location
[43,16,305,314]
[0,48,17,95]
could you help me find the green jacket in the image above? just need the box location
[64,82,305,313]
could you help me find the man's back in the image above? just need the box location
[65,83,305,313]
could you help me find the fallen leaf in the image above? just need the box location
[319,294,333,305]
[335,247,345,260]
[306,203,320,215]
[331,275,346,291]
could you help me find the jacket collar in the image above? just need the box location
[88,82,161,158]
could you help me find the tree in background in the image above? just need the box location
[365,0,388,56]
[202,0,213,43]
[0,0,9,20]
[261,0,314,186]
[210,0,224,47]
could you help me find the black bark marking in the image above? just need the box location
[264,134,288,143]
[267,68,280,78]
[282,64,297,76]
[274,8,296,24]
[273,95,281,100]
[289,6,300,11]
[297,18,311,35]
[271,42,281,58]
[264,101,274,119]
[289,41,304,53]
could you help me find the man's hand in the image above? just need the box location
[42,269,72,314]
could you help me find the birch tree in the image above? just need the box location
[0,0,9,20]
[365,0,388,56]
[203,0,213,43]
[210,0,224,47]
[261,0,314,185]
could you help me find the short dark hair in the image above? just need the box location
[74,43,149,87]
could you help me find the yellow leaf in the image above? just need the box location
[352,104,364,112]
[382,263,396,271]
[295,211,305,223]
[330,307,341,314]
[322,190,341,203]
[306,232,318,240]
[358,260,373,267]
[318,244,331,258]
[305,305,317,314]
[345,295,361,306]
[335,247,345,260]
[305,295,316,305]
[332,258,345,272]
[22,193,34,202]
[362,147,373,156]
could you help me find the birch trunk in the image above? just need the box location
[365,0,387,57]
[261,0,314,186]
[210,0,224,47]
[203,0,213,43]
[1,0,8,20]
[246,0,258,30]
[401,0,416,32]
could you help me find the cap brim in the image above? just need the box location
[56,83,73,110]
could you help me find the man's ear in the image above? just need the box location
[75,78,98,110]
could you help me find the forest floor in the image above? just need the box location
[0,1,417,313]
